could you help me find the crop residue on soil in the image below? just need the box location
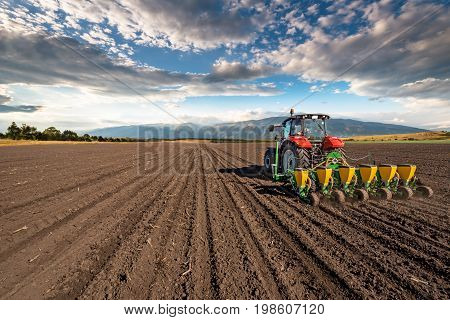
[0,142,448,299]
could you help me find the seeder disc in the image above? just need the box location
[416,185,434,198]
[332,190,346,204]
[397,186,413,200]
[378,188,393,200]
[355,188,369,201]
[309,192,320,207]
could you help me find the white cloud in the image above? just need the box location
[207,58,276,82]
[307,4,319,15]
[0,30,280,103]
[398,78,450,100]
[309,85,320,92]
[283,9,313,35]
[309,83,326,92]
[0,85,12,104]
[0,105,43,113]
[4,0,274,51]
[332,107,450,130]
[265,1,450,125]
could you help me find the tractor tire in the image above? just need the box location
[397,186,413,200]
[297,148,311,169]
[309,192,320,207]
[281,144,311,173]
[354,188,369,201]
[332,190,346,204]
[378,187,392,200]
[416,185,433,198]
[263,148,275,177]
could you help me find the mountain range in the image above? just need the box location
[86,117,427,140]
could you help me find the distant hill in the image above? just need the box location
[86,117,427,140]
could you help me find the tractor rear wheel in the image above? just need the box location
[263,148,275,177]
[397,186,413,199]
[416,185,433,198]
[332,190,346,204]
[281,144,311,173]
[355,188,369,201]
[297,148,311,168]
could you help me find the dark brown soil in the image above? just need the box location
[0,142,448,299]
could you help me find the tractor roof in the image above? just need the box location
[282,113,330,124]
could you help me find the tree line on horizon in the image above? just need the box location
[0,122,141,142]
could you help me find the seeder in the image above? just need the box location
[264,111,433,206]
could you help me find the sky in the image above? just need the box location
[0,0,449,132]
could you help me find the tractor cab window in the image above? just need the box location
[304,119,326,141]
[283,120,292,138]
[292,118,326,140]
[292,119,303,136]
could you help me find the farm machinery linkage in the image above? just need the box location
[263,111,433,206]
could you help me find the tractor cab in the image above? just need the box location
[265,111,345,175]
[283,114,327,140]
[278,113,344,151]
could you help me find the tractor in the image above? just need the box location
[263,112,344,174]
[263,110,433,206]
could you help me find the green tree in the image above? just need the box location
[61,130,79,141]
[6,122,21,140]
[81,134,92,142]
[42,127,61,140]
[20,124,40,140]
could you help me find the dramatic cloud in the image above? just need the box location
[0,30,198,94]
[0,0,448,129]
[0,87,12,104]
[2,0,273,51]
[0,94,11,104]
[266,1,450,108]
[206,58,276,82]
[0,105,43,113]
[0,30,279,101]
[397,78,450,100]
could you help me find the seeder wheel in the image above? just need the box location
[378,188,392,200]
[332,190,346,204]
[397,186,413,199]
[354,188,369,201]
[309,192,320,207]
[415,185,433,198]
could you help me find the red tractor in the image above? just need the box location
[264,112,345,175]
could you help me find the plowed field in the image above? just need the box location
[0,142,448,299]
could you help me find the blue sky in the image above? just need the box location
[0,0,449,131]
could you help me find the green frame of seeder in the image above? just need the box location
[269,141,433,206]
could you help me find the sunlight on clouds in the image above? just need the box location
[0,0,449,130]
